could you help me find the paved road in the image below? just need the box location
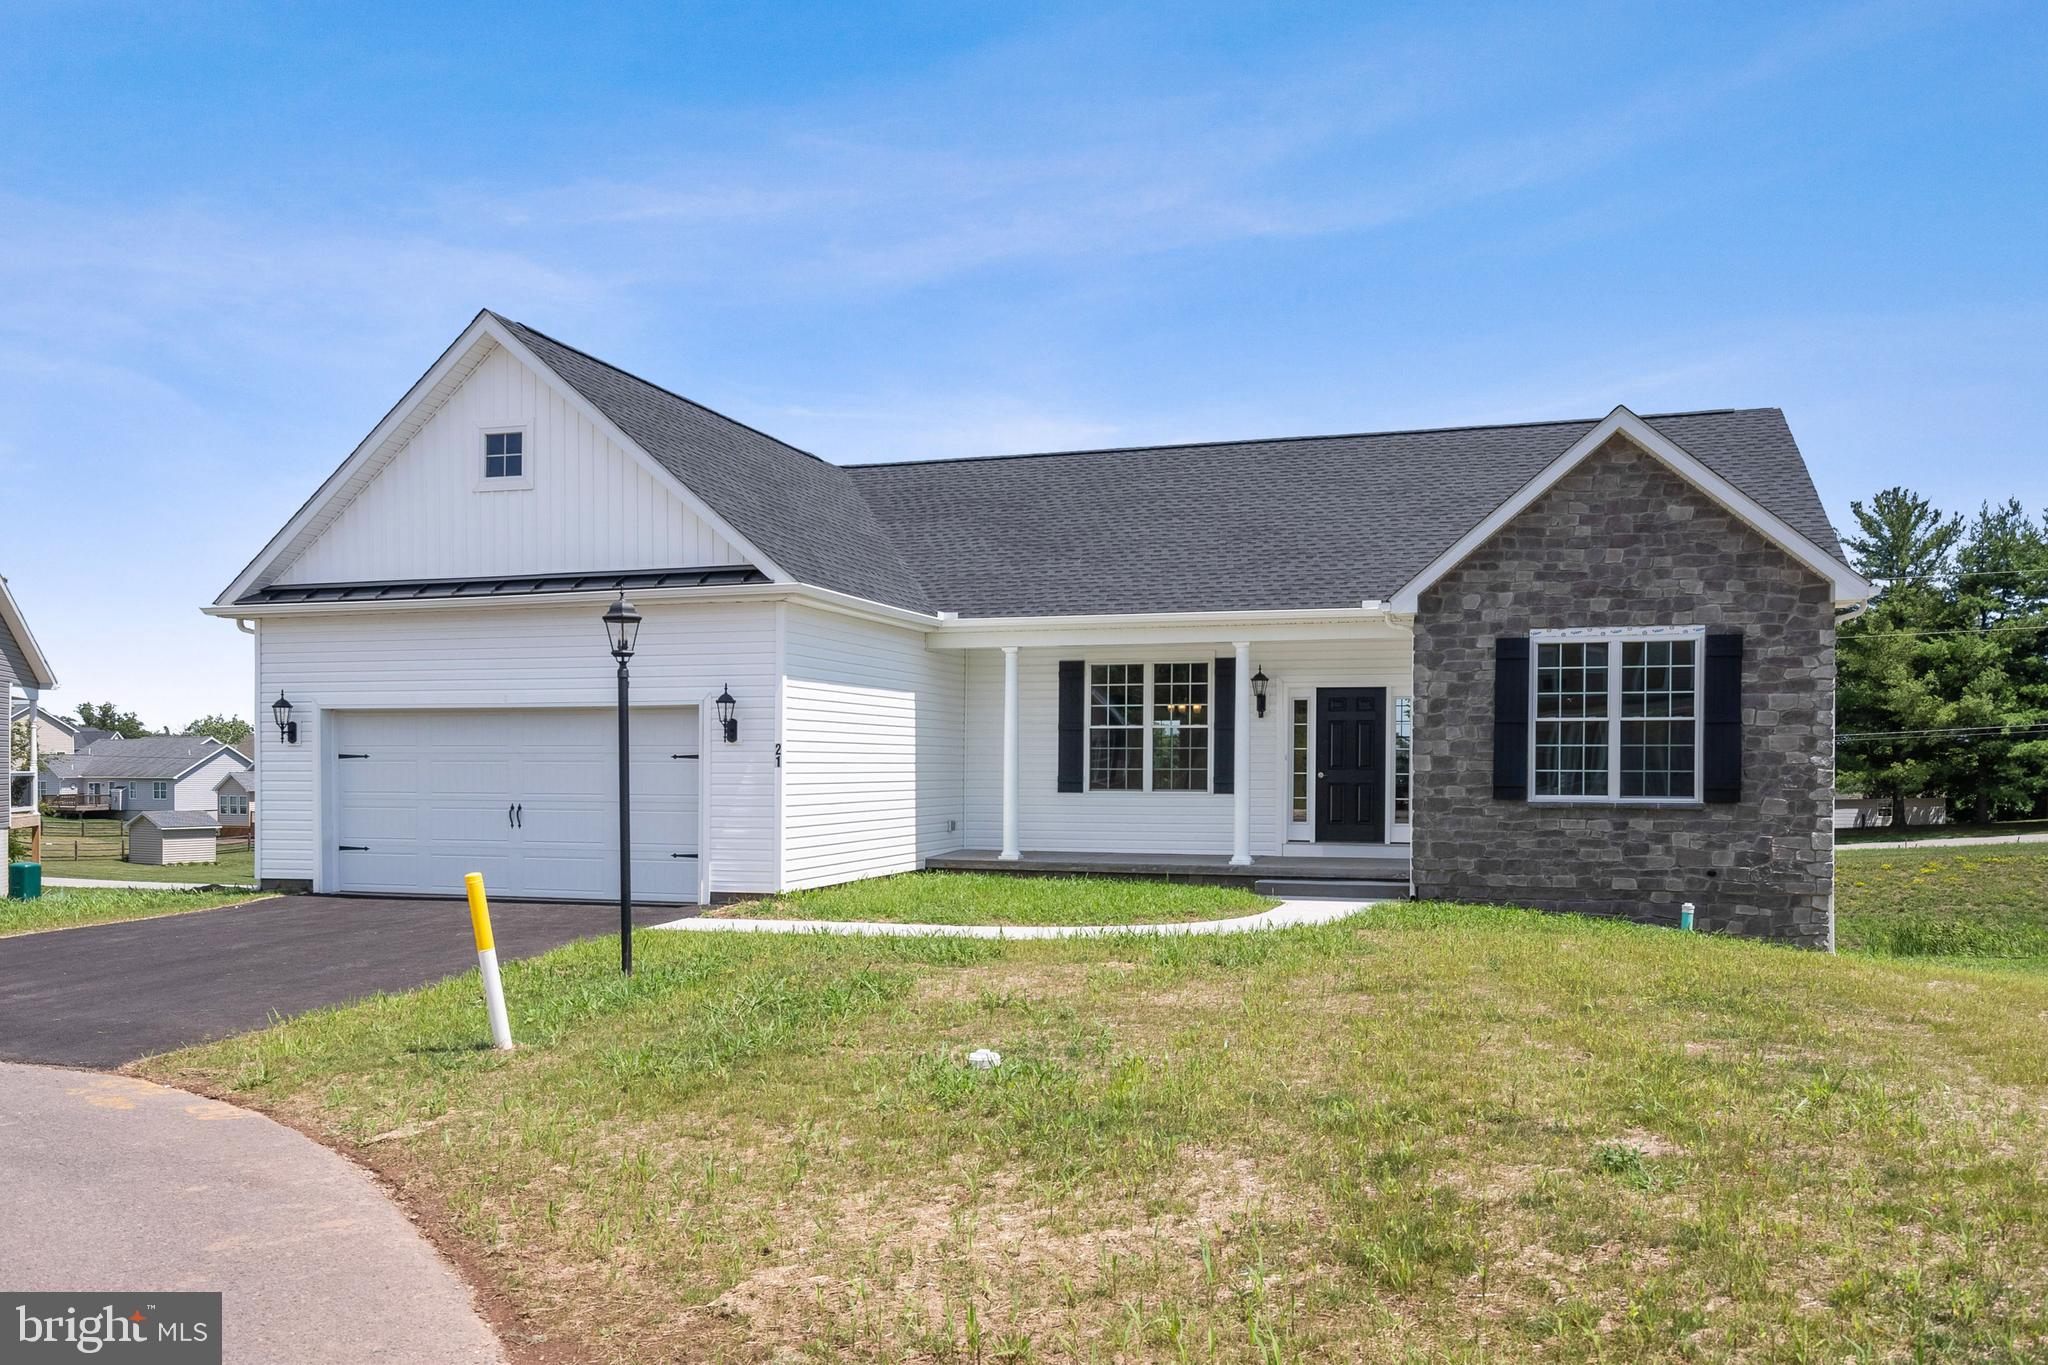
[45,875,259,890]
[1842,831,2048,850]
[0,1061,504,1364]
[0,894,691,1067]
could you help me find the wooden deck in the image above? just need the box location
[925,848,1410,893]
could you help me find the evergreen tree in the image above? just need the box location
[1843,487,1963,584]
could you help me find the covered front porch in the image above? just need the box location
[937,607,1418,875]
[927,847,1410,897]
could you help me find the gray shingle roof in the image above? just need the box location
[483,318,1846,619]
[496,316,933,612]
[843,408,1846,617]
[128,810,220,830]
[47,736,247,780]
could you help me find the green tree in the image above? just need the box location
[181,714,253,746]
[1840,496,2048,825]
[1844,487,1963,584]
[73,701,151,739]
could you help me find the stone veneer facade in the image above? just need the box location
[1411,433,1838,948]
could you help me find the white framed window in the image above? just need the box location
[152,780,170,801]
[219,792,248,817]
[1531,626,1702,803]
[477,426,531,489]
[1086,661,1212,792]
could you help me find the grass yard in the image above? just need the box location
[0,884,269,937]
[40,846,257,885]
[1836,841,2048,963]
[713,871,1273,926]
[143,886,2048,1363]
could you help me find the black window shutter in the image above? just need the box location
[1493,637,1530,800]
[1057,661,1085,793]
[1703,632,1743,804]
[1213,657,1236,794]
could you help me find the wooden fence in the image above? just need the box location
[37,833,252,863]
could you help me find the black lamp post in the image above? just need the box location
[602,596,642,974]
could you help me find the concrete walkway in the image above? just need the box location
[0,1062,504,1364]
[44,875,260,891]
[1842,831,2048,851]
[653,896,1377,939]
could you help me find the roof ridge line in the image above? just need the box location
[492,314,839,470]
[844,408,1756,470]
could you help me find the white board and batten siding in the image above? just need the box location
[272,342,747,588]
[254,598,777,897]
[779,605,965,890]
[963,636,1415,858]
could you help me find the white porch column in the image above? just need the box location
[1000,646,1021,861]
[1230,642,1252,866]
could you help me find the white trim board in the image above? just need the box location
[0,576,58,689]
[1387,406,1871,613]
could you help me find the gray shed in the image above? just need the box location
[126,810,221,866]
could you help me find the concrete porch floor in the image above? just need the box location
[925,848,1411,892]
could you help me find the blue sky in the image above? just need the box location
[2,0,2043,726]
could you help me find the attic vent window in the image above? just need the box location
[484,430,524,480]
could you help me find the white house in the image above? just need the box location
[209,311,1868,944]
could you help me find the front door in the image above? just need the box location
[1315,687,1386,843]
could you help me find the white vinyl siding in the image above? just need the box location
[780,604,964,891]
[128,822,219,867]
[274,343,747,586]
[964,635,1413,857]
[253,598,777,895]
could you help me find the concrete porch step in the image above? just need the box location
[1254,877,1408,900]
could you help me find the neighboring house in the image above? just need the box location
[10,704,80,757]
[43,736,252,816]
[209,311,1870,946]
[214,771,255,827]
[3,574,61,857]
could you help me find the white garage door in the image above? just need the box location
[331,708,699,903]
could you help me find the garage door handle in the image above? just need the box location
[507,803,515,828]
[515,803,523,828]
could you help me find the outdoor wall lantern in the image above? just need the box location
[1250,668,1270,719]
[715,685,739,743]
[271,691,298,745]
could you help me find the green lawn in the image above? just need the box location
[39,846,257,885]
[1836,841,2048,962]
[715,871,1273,926]
[0,885,270,937]
[142,882,2048,1362]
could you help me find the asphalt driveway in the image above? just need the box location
[0,895,693,1068]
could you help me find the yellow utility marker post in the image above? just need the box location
[464,873,515,1051]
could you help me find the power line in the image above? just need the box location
[1839,620,2048,641]
[1839,722,2048,743]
